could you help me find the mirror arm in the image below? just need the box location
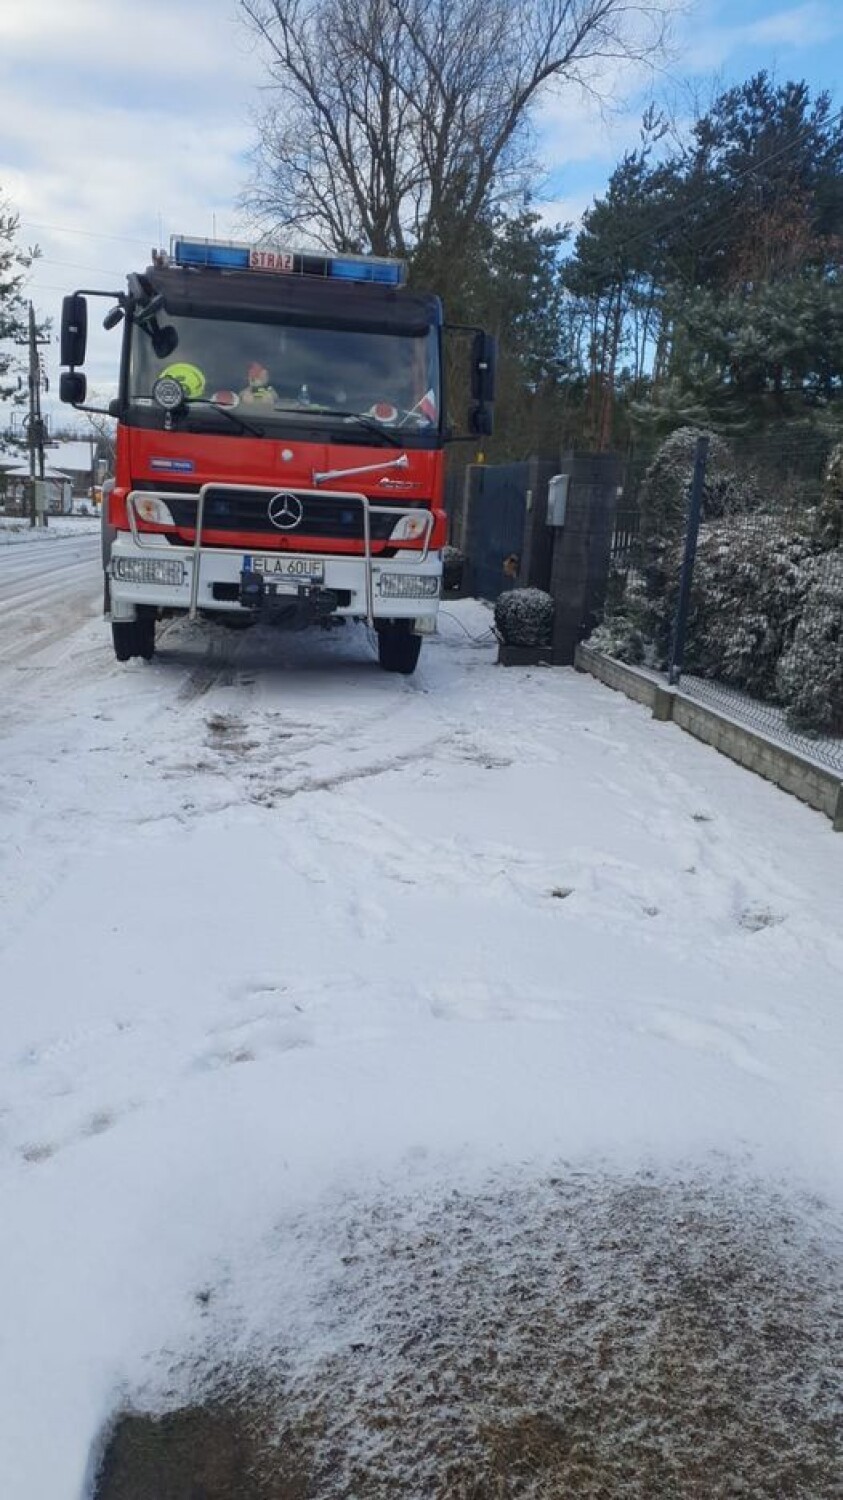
[68,287,124,304]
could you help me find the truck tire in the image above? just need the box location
[136,614,156,660]
[377,622,422,674]
[112,622,137,661]
[112,616,156,662]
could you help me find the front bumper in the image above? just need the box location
[109,483,441,628]
[108,534,441,625]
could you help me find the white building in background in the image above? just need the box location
[0,437,100,515]
[45,439,97,497]
[0,463,73,515]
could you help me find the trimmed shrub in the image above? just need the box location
[588,615,646,664]
[687,523,818,696]
[494,588,553,646]
[776,553,843,732]
[815,444,843,550]
[588,428,843,732]
[638,426,759,544]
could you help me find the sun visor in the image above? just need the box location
[145,268,440,335]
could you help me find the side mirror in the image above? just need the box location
[469,403,494,437]
[60,370,87,405]
[60,295,88,367]
[103,304,125,331]
[471,331,497,404]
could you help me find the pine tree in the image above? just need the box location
[0,199,39,406]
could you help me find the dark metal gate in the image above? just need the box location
[464,463,529,601]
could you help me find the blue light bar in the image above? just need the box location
[329,257,402,285]
[169,236,406,284]
[172,238,250,270]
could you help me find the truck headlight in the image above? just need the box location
[152,375,186,411]
[377,572,440,599]
[133,496,176,526]
[390,512,430,542]
[112,557,186,586]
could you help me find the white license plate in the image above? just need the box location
[248,556,325,585]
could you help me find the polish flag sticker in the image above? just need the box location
[416,388,437,422]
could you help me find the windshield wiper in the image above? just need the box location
[282,404,405,447]
[186,399,265,438]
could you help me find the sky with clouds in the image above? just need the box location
[2,0,843,425]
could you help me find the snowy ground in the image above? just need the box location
[0,513,101,543]
[0,537,841,1497]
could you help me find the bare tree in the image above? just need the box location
[83,409,117,470]
[240,0,673,275]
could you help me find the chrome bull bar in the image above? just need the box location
[125,484,435,625]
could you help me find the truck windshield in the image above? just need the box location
[128,314,441,434]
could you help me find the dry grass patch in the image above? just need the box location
[94,1172,843,1499]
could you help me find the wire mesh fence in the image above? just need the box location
[677,674,843,773]
[591,424,843,772]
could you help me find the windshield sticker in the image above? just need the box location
[150,458,196,473]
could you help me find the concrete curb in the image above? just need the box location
[575,644,843,831]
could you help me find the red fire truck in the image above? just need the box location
[59,237,496,674]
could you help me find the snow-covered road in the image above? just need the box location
[1,535,841,1497]
[0,524,101,670]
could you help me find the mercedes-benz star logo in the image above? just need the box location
[268,491,304,530]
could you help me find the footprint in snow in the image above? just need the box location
[19,1110,116,1164]
[194,1019,314,1071]
[427,980,564,1025]
[643,1008,775,1080]
[738,907,785,933]
[17,1019,133,1070]
[227,975,290,1005]
[20,1141,58,1165]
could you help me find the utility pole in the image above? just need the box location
[21,303,50,527]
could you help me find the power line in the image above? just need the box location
[17,283,84,295]
[20,219,153,248]
[36,257,124,278]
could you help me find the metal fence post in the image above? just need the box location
[668,435,709,686]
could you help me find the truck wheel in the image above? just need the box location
[136,615,156,660]
[377,622,422,674]
[112,618,155,662]
[112,622,137,662]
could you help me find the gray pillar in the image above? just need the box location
[550,451,624,666]
[517,457,557,591]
